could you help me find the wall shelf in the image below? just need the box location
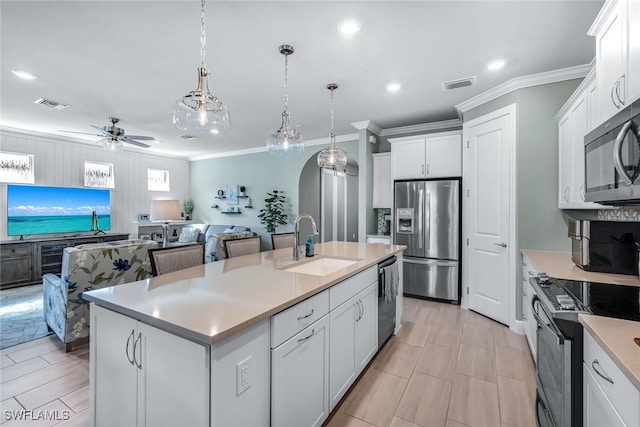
[221,211,241,215]
[214,196,226,200]
[244,205,253,209]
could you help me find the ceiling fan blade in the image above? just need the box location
[125,135,157,141]
[90,125,110,136]
[58,130,103,137]
[122,137,151,148]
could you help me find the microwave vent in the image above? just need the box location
[442,76,477,91]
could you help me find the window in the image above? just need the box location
[148,168,170,192]
[0,151,34,184]
[84,161,114,188]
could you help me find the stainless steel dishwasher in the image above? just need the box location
[378,256,398,347]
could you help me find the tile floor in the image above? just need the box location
[0,297,536,427]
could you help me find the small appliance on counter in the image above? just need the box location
[568,218,640,275]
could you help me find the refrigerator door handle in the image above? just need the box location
[404,257,458,267]
[425,190,431,251]
[418,188,424,249]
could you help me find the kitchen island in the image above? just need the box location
[85,241,405,427]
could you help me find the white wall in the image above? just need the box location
[0,129,190,241]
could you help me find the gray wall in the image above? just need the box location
[463,78,583,318]
[189,140,359,250]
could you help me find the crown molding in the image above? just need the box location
[351,120,382,134]
[380,119,462,137]
[455,63,593,116]
[188,133,359,161]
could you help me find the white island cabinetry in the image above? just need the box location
[90,304,209,427]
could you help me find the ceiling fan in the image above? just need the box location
[59,117,156,149]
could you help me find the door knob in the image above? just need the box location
[493,242,507,248]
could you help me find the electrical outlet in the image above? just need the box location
[236,356,251,396]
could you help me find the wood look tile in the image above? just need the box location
[3,398,71,427]
[414,343,458,381]
[394,372,452,427]
[0,355,16,369]
[405,301,441,325]
[16,368,89,410]
[461,323,495,350]
[342,368,408,427]
[389,416,421,427]
[434,305,464,326]
[462,309,498,328]
[40,347,89,366]
[0,398,24,424]
[493,325,529,353]
[51,410,89,427]
[59,385,90,414]
[325,413,376,427]
[447,374,500,427]
[1,357,50,383]
[426,323,461,349]
[4,340,63,364]
[455,344,497,383]
[0,335,58,357]
[373,341,421,379]
[445,420,471,427]
[394,321,431,347]
[497,376,536,427]
[495,345,536,385]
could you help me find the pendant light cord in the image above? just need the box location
[283,53,289,112]
[200,0,206,69]
[330,87,335,143]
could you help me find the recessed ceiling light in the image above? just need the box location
[12,70,37,80]
[338,19,361,35]
[487,59,505,71]
[386,82,402,93]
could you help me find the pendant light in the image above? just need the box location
[172,0,230,136]
[317,83,347,170]
[266,45,304,155]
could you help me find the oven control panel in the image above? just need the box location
[534,274,577,311]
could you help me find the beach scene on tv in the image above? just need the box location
[7,185,111,236]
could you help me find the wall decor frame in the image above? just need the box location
[227,184,238,205]
[148,168,170,192]
[84,161,114,188]
[0,151,34,184]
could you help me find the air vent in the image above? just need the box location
[441,76,477,91]
[179,135,197,140]
[34,98,69,110]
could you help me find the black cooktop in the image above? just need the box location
[553,278,640,322]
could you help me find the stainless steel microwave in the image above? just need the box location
[584,97,640,205]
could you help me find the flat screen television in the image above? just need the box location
[7,185,111,236]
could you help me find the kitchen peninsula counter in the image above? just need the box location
[84,241,405,345]
[522,249,640,287]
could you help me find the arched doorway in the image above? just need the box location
[298,153,359,242]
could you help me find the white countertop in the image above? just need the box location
[85,241,405,345]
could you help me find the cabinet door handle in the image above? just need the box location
[296,309,314,321]
[616,75,625,106]
[422,164,425,175]
[580,183,586,202]
[133,332,143,370]
[360,300,365,321]
[592,359,614,384]
[563,186,569,203]
[125,329,135,365]
[426,164,429,175]
[611,83,620,109]
[297,329,315,343]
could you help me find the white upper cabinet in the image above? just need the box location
[390,130,462,180]
[556,68,604,209]
[589,0,639,123]
[372,153,392,208]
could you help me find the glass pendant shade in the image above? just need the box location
[317,83,347,169]
[173,67,230,136]
[266,111,304,155]
[103,138,124,152]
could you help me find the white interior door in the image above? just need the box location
[463,104,515,325]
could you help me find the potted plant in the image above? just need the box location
[183,200,194,220]
[258,190,287,233]
[239,186,246,197]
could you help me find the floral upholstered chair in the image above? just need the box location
[43,239,158,351]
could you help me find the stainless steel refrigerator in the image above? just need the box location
[394,179,461,302]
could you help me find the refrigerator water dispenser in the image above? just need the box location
[396,208,414,234]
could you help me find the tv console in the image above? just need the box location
[0,233,129,289]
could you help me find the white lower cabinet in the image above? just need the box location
[521,254,538,361]
[583,328,640,427]
[90,304,209,427]
[271,315,330,427]
[329,282,378,410]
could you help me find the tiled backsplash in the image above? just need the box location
[598,208,640,222]
[376,208,391,235]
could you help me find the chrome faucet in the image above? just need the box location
[293,214,319,261]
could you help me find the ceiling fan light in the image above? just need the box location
[103,138,124,152]
[173,67,230,136]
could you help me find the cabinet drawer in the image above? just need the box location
[583,329,640,426]
[271,290,329,348]
[1,244,33,257]
[329,266,377,311]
